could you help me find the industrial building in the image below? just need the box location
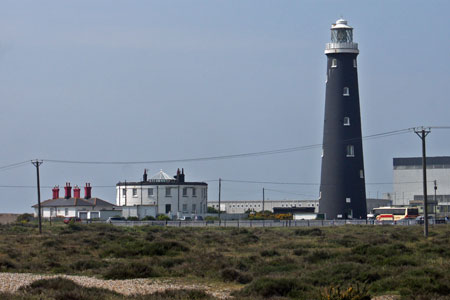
[208,199,319,214]
[319,18,367,219]
[116,169,208,219]
[393,156,450,215]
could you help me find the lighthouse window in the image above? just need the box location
[353,59,357,68]
[343,87,350,96]
[346,197,351,203]
[343,117,350,126]
[331,59,337,68]
[360,170,364,178]
[148,188,154,196]
[346,145,355,157]
[165,187,171,197]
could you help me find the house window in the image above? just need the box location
[148,188,153,197]
[343,87,350,96]
[331,58,337,68]
[360,170,364,179]
[192,204,196,213]
[192,188,196,197]
[165,187,171,197]
[165,204,171,214]
[344,117,350,126]
[353,59,357,68]
[182,188,188,197]
[122,189,126,196]
[65,208,68,216]
[346,197,351,203]
[132,188,138,197]
[182,204,188,212]
[346,145,355,157]
[50,208,54,216]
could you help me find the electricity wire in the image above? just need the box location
[40,128,413,165]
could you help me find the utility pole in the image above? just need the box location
[218,178,221,223]
[414,127,430,237]
[32,160,43,234]
[262,188,265,212]
[434,180,437,217]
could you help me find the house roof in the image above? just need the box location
[393,156,450,167]
[151,170,173,180]
[32,197,115,208]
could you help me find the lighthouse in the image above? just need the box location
[319,19,367,219]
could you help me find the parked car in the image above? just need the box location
[178,216,192,221]
[106,217,125,223]
[194,215,204,221]
[63,217,82,224]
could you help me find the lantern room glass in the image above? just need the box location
[331,29,353,43]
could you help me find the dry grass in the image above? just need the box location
[1,222,450,299]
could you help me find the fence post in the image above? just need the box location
[307,220,310,227]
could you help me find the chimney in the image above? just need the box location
[64,182,72,199]
[73,185,81,198]
[180,168,185,183]
[84,183,92,199]
[143,169,148,182]
[52,186,60,199]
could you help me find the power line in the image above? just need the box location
[211,178,431,186]
[0,161,30,172]
[39,128,413,165]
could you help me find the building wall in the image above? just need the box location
[208,200,319,214]
[122,205,157,219]
[34,207,120,220]
[116,184,207,215]
[393,167,450,206]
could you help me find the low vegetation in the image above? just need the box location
[1,222,450,299]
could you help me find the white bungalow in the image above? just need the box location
[32,183,120,220]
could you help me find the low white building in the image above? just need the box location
[32,183,120,220]
[208,199,319,214]
[116,169,208,218]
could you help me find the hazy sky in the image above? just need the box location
[0,0,449,213]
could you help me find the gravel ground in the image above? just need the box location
[0,272,234,299]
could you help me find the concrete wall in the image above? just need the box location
[122,205,157,219]
[393,167,450,206]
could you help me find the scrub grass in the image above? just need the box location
[1,222,450,299]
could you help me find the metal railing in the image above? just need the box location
[108,219,448,228]
[326,42,358,50]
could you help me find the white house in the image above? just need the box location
[116,169,208,218]
[32,183,120,220]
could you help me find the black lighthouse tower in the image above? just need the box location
[319,19,366,219]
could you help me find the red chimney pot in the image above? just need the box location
[64,182,72,199]
[84,183,92,199]
[52,186,60,199]
[73,185,81,198]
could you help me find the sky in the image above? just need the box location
[0,0,449,213]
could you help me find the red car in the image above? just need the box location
[63,217,82,224]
